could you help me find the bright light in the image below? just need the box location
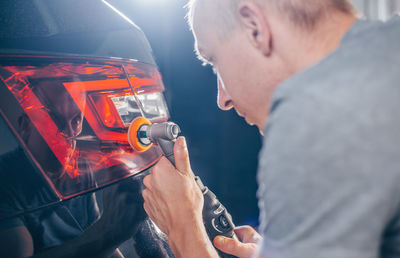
[102,0,140,29]
[131,0,171,7]
[139,0,169,3]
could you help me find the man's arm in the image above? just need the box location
[142,137,263,258]
[142,137,219,258]
[167,218,218,258]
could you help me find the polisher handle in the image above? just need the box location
[157,138,176,165]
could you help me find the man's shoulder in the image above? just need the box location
[274,16,400,100]
[262,15,400,183]
[269,18,400,129]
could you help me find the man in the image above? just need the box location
[142,0,400,257]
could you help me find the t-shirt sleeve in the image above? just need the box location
[257,92,400,258]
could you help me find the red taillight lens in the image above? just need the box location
[0,55,168,199]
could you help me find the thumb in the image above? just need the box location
[214,236,257,258]
[174,136,192,175]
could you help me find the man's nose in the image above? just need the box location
[217,79,233,111]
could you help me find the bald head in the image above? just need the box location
[186,0,356,37]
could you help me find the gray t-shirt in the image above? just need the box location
[258,16,400,258]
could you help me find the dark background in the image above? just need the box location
[116,0,262,227]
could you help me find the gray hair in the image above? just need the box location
[186,0,356,35]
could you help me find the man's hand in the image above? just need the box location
[213,226,262,258]
[142,137,219,258]
[142,136,203,235]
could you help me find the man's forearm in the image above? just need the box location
[168,220,219,258]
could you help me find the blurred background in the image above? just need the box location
[352,0,400,20]
[108,0,400,228]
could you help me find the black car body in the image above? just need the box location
[0,1,172,257]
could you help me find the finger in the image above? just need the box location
[143,200,154,219]
[142,190,157,216]
[174,136,192,176]
[213,236,257,258]
[142,173,153,191]
[142,189,158,206]
[142,194,165,232]
[234,226,262,243]
[142,188,151,204]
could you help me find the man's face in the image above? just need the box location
[192,15,286,132]
[194,26,256,126]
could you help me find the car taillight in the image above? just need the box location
[89,90,168,129]
[0,55,167,199]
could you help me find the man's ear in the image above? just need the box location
[237,2,272,56]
